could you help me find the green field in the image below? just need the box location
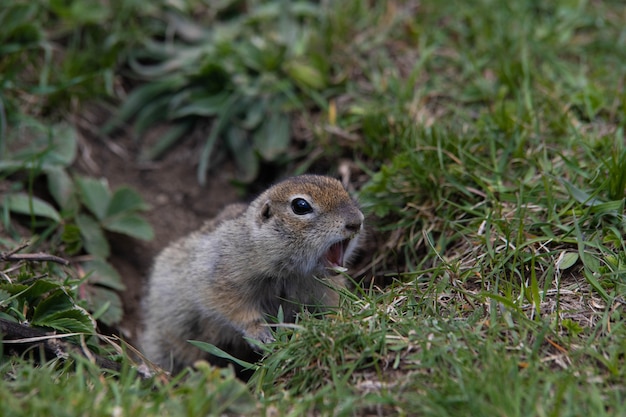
[1,0,625,415]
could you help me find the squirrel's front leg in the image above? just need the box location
[209,284,275,348]
[232,308,275,348]
[242,318,275,346]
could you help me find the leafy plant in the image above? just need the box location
[0,120,152,325]
[0,260,96,335]
[104,1,332,184]
[0,0,188,121]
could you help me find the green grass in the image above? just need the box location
[2,0,626,415]
[255,284,626,415]
[0,357,256,416]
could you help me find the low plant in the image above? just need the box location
[0,0,193,327]
[0,0,189,122]
[0,120,152,325]
[104,1,334,184]
[0,255,96,335]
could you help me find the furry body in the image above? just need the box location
[141,175,364,373]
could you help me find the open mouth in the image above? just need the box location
[323,238,352,273]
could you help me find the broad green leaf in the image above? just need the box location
[45,166,76,210]
[0,4,37,35]
[82,259,125,291]
[75,176,111,220]
[106,186,149,218]
[38,316,94,333]
[283,60,326,90]
[102,213,154,240]
[0,160,27,173]
[248,2,281,19]
[2,193,61,223]
[0,279,58,304]
[170,92,231,118]
[241,98,266,130]
[86,286,123,326]
[254,112,290,161]
[5,123,76,168]
[76,213,110,258]
[556,252,578,270]
[101,80,183,134]
[560,178,603,207]
[46,123,78,166]
[580,251,601,273]
[197,94,241,185]
[68,1,110,25]
[236,41,267,72]
[133,95,173,136]
[32,308,95,333]
[61,223,83,255]
[31,290,75,322]
[226,126,259,183]
[129,48,204,78]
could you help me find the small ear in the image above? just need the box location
[260,200,272,222]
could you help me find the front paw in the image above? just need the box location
[243,325,275,351]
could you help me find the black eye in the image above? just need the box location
[291,198,313,215]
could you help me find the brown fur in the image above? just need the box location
[140,175,364,374]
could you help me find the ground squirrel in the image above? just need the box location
[140,175,364,373]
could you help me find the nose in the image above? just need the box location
[345,221,362,233]
[344,211,364,233]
